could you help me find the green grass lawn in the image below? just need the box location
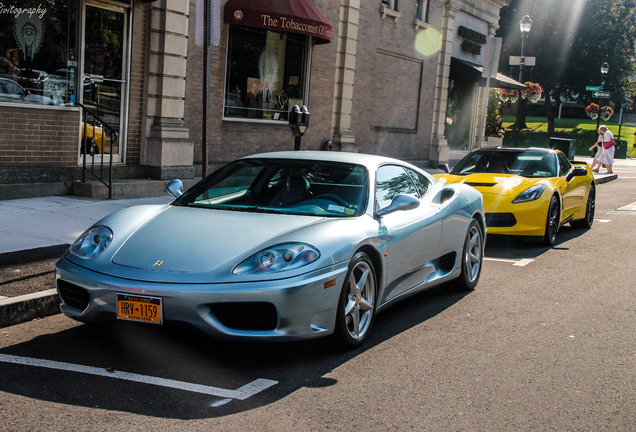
[501,115,636,156]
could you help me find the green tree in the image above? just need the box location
[497,0,636,135]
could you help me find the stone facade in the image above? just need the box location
[0,0,507,199]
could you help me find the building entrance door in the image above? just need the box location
[80,1,129,163]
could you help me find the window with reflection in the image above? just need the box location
[225,26,308,121]
[375,165,419,210]
[0,1,78,106]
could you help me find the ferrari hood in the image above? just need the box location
[111,205,323,274]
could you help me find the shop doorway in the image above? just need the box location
[80,1,129,163]
[445,79,478,151]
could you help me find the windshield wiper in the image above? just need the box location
[184,204,285,214]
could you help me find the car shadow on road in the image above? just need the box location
[484,225,589,260]
[0,282,470,419]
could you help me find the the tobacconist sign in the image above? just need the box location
[224,4,332,44]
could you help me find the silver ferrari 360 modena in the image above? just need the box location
[55,151,486,347]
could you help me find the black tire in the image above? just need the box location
[571,185,595,229]
[456,219,484,291]
[543,195,560,246]
[334,252,377,348]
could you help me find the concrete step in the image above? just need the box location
[72,178,200,198]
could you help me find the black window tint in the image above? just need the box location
[376,165,417,209]
[557,152,571,176]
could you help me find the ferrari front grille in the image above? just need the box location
[209,302,278,331]
[57,279,91,311]
[485,212,517,227]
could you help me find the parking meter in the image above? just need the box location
[289,105,310,150]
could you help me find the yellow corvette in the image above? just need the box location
[435,148,595,245]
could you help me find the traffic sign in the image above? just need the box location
[593,91,611,99]
[586,86,601,91]
[509,56,536,66]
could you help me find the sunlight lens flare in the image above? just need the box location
[415,28,442,57]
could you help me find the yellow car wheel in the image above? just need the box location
[543,195,560,246]
[571,185,595,230]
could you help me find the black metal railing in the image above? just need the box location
[76,102,118,199]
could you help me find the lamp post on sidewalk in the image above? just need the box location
[513,14,532,147]
[595,62,610,132]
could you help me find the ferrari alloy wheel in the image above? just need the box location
[543,195,560,246]
[571,185,595,229]
[335,252,377,348]
[457,219,483,290]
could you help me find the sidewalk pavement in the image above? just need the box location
[0,193,173,327]
[0,154,632,327]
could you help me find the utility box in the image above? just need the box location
[549,137,576,161]
[615,140,627,159]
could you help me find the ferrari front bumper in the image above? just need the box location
[55,257,349,341]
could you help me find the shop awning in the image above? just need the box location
[224,0,332,44]
[451,58,526,90]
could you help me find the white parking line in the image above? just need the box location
[484,257,534,267]
[595,219,611,222]
[0,354,277,401]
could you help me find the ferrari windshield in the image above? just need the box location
[174,158,368,217]
[451,150,557,178]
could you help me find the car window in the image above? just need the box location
[557,152,571,176]
[452,151,557,178]
[375,165,417,210]
[406,168,431,197]
[194,165,264,203]
[3,80,24,96]
[176,159,368,217]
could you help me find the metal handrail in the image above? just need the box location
[76,102,118,199]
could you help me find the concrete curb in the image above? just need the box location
[594,173,618,184]
[0,289,60,328]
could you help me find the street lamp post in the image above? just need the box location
[595,62,609,132]
[513,14,532,147]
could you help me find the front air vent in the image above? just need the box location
[209,302,278,331]
[486,213,517,227]
[465,182,496,188]
[57,279,91,311]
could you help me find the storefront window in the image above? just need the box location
[225,26,308,121]
[0,1,78,106]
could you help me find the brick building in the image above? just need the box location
[0,0,514,200]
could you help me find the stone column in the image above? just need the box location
[143,0,194,180]
[331,0,360,152]
[428,1,460,166]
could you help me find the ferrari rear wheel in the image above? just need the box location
[543,195,560,246]
[335,252,377,348]
[571,185,595,229]
[457,219,484,291]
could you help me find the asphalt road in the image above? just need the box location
[0,177,635,431]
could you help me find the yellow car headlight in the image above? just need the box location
[512,184,546,203]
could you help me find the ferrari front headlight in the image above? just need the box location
[512,184,546,203]
[233,243,320,275]
[69,226,113,259]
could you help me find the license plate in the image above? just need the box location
[117,294,163,324]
